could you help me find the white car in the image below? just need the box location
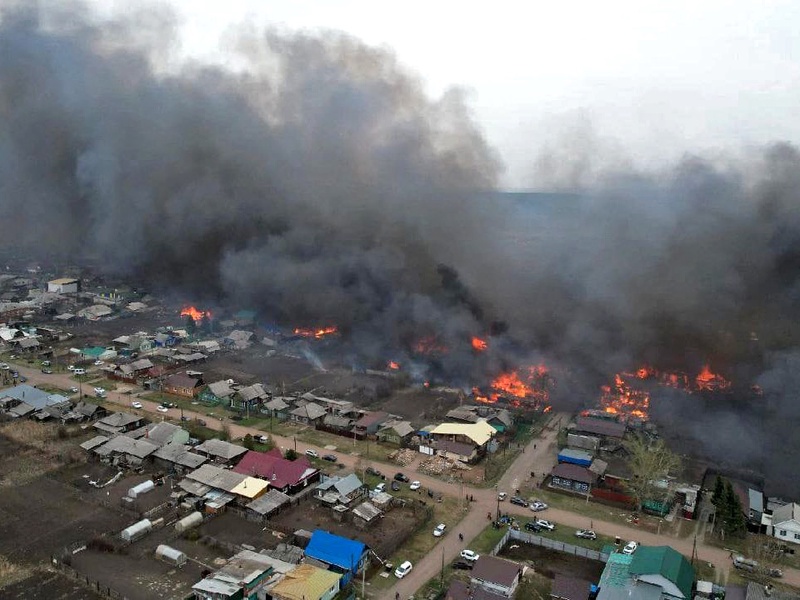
[67,365,75,371]
[94,387,106,395]
[131,401,143,409]
[94,360,104,366]
[623,541,638,555]
[69,387,79,394]
[156,405,169,413]
[394,561,413,578]
[433,523,447,537]
[460,550,480,562]
[0,363,8,370]
[304,449,319,458]
[498,492,507,501]
[410,481,421,491]
[535,519,555,531]
[529,500,548,512]
[374,483,386,494]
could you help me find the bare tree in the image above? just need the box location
[737,534,785,585]
[624,435,682,512]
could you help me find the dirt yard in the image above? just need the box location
[270,497,425,558]
[498,542,606,582]
[1,568,107,600]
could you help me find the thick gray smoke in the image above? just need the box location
[2,2,800,493]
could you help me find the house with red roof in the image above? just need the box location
[233,449,320,495]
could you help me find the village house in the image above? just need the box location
[198,380,235,406]
[315,473,367,507]
[470,555,523,597]
[269,563,341,600]
[770,502,800,545]
[446,580,507,600]
[596,546,693,600]
[93,412,147,435]
[304,530,368,586]
[232,383,269,412]
[263,397,291,420]
[289,402,326,426]
[152,442,207,475]
[192,550,275,600]
[234,449,320,494]
[244,489,292,522]
[141,421,190,447]
[60,401,107,423]
[427,420,496,463]
[352,411,391,436]
[92,435,159,467]
[549,463,598,494]
[183,464,269,506]
[110,358,154,382]
[572,417,626,445]
[163,372,204,398]
[376,419,415,445]
[194,439,248,465]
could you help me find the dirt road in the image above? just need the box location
[12,363,800,594]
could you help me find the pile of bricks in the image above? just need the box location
[388,448,417,466]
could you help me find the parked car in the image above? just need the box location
[374,482,386,493]
[69,386,79,394]
[451,560,474,570]
[67,365,75,371]
[18,375,27,382]
[322,454,338,462]
[433,523,447,537]
[394,561,413,579]
[366,466,384,478]
[305,449,319,458]
[41,368,53,374]
[575,529,597,540]
[131,401,143,409]
[41,360,51,367]
[394,472,410,482]
[391,481,401,492]
[622,541,638,555]
[535,519,555,531]
[510,496,528,507]
[256,435,269,444]
[460,550,480,562]
[94,387,106,395]
[498,492,507,501]
[74,368,86,376]
[410,481,421,490]
[529,500,548,512]
[525,521,542,532]
[156,405,168,413]
[0,363,9,370]
[94,360,104,366]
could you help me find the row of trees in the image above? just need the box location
[711,475,748,538]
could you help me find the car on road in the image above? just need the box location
[524,521,542,532]
[535,519,555,531]
[575,529,597,540]
[510,496,528,507]
[394,560,413,579]
[322,454,338,462]
[0,363,9,370]
[156,405,169,413]
[94,387,106,395]
[460,550,480,562]
[497,492,507,501]
[69,387,79,394]
[131,401,143,409]
[394,472,410,482]
[622,541,638,555]
[451,560,473,570]
[529,500,548,512]
[41,368,53,374]
[433,523,447,537]
[73,368,86,376]
[304,449,319,458]
[410,481,421,490]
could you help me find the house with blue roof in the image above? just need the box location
[304,530,369,586]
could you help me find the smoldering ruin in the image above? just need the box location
[2,2,800,495]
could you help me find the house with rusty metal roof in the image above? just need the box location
[234,449,320,494]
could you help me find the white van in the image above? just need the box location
[74,368,86,376]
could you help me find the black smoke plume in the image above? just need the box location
[3,2,800,494]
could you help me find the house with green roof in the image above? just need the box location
[597,546,694,600]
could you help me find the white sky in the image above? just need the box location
[114,0,800,188]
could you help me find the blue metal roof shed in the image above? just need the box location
[305,530,368,586]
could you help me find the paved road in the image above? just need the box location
[12,362,800,594]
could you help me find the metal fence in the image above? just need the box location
[491,529,610,563]
[51,557,129,599]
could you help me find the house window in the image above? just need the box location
[794,533,800,540]
[780,530,787,536]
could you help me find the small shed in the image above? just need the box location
[155,544,187,567]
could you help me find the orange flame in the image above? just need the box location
[471,336,488,352]
[181,306,211,321]
[695,365,731,391]
[387,361,400,370]
[294,326,338,339]
[474,364,552,408]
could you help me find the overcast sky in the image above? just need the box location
[110,0,800,188]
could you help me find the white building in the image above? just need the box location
[47,278,79,294]
[771,502,800,545]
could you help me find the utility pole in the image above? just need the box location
[440,545,444,588]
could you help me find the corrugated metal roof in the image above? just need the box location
[269,563,340,600]
[430,421,496,446]
[305,530,366,571]
[629,546,694,600]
